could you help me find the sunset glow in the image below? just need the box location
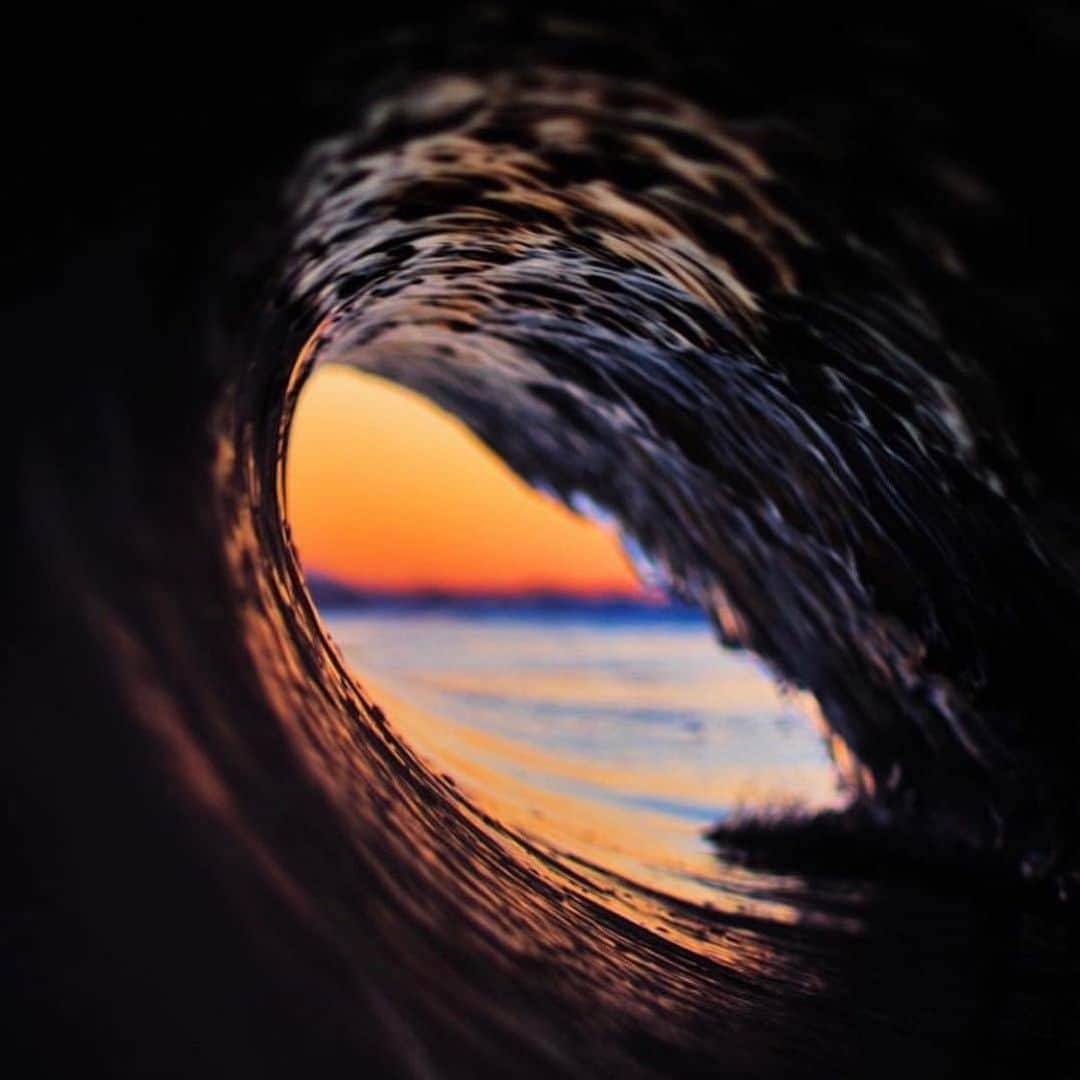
[285,364,647,595]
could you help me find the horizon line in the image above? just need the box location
[303,567,677,605]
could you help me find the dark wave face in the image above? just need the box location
[7,7,1080,1077]
[286,59,1078,872]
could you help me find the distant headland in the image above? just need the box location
[303,570,702,619]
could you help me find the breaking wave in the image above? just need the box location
[9,7,1080,1077]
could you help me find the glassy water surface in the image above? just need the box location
[325,606,844,905]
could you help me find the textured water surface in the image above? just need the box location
[9,9,1080,1078]
[326,608,842,906]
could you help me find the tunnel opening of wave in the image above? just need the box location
[283,363,845,900]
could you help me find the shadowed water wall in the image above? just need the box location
[7,7,1080,1077]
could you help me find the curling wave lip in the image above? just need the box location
[9,9,1080,1078]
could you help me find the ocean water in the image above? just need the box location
[324,607,844,905]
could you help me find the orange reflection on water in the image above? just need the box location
[360,671,854,940]
[323,607,846,928]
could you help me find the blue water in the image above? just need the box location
[324,607,843,898]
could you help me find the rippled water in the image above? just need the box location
[287,49,1080,870]
[326,607,843,902]
[13,10,1080,1076]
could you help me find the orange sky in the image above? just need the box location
[285,364,646,595]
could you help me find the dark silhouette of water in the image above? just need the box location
[8,6,1080,1076]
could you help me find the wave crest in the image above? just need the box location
[10,10,1080,1076]
[283,64,1076,872]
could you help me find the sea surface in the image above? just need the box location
[324,606,844,906]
